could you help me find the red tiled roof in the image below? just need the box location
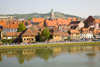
[46,19,57,26]
[70,29,80,33]
[81,28,92,33]
[20,29,38,36]
[94,29,100,34]
[7,32,21,36]
[32,18,44,22]
[50,29,69,36]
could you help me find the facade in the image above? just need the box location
[84,16,100,29]
[70,29,81,40]
[70,21,84,30]
[94,29,100,39]
[6,32,21,39]
[20,29,38,43]
[88,22,99,29]
[81,28,93,39]
[50,29,69,41]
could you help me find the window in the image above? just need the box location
[76,33,79,35]
[14,29,16,31]
[25,22,28,25]
[32,39,34,41]
[24,38,26,40]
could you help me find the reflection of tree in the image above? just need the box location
[16,50,25,64]
[35,48,53,61]
[86,53,97,60]
[18,58,25,64]
[0,53,3,62]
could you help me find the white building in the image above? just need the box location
[81,28,93,39]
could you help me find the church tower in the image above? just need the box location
[50,9,55,20]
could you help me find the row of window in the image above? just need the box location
[24,38,34,41]
[10,29,17,31]
[71,33,79,35]
[71,36,80,38]
[83,31,91,32]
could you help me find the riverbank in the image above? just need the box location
[0,41,100,50]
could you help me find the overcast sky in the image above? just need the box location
[0,0,100,18]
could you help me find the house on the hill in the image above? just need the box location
[84,16,100,29]
[70,21,84,30]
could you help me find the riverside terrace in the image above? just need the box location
[0,41,100,49]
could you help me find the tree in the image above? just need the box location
[17,23,26,32]
[41,27,50,41]
[35,32,42,42]
[28,18,32,21]
[85,22,89,27]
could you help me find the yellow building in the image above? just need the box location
[70,29,81,40]
[20,29,38,43]
[50,29,69,42]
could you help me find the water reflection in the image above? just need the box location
[0,45,100,64]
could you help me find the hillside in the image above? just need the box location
[93,15,100,19]
[12,12,83,20]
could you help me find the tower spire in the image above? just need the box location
[50,9,55,20]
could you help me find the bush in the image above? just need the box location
[1,39,13,44]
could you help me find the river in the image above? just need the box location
[0,45,100,67]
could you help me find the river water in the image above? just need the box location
[0,45,100,67]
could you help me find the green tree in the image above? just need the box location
[85,22,89,27]
[41,27,50,41]
[1,39,13,44]
[35,48,53,61]
[35,32,42,42]
[28,18,32,21]
[17,23,26,32]
[67,37,71,41]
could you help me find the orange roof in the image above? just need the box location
[9,24,18,28]
[70,29,80,33]
[3,24,19,28]
[94,29,100,34]
[22,20,31,26]
[0,20,20,28]
[50,29,69,36]
[32,18,44,22]
[7,32,21,36]
[46,19,57,26]
[20,29,38,36]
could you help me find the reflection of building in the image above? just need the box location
[0,53,3,62]
[53,47,62,54]
[22,49,35,55]
[81,46,93,51]
[94,46,100,51]
[69,46,81,53]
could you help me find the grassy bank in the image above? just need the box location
[0,42,100,49]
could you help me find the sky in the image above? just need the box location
[0,0,100,18]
